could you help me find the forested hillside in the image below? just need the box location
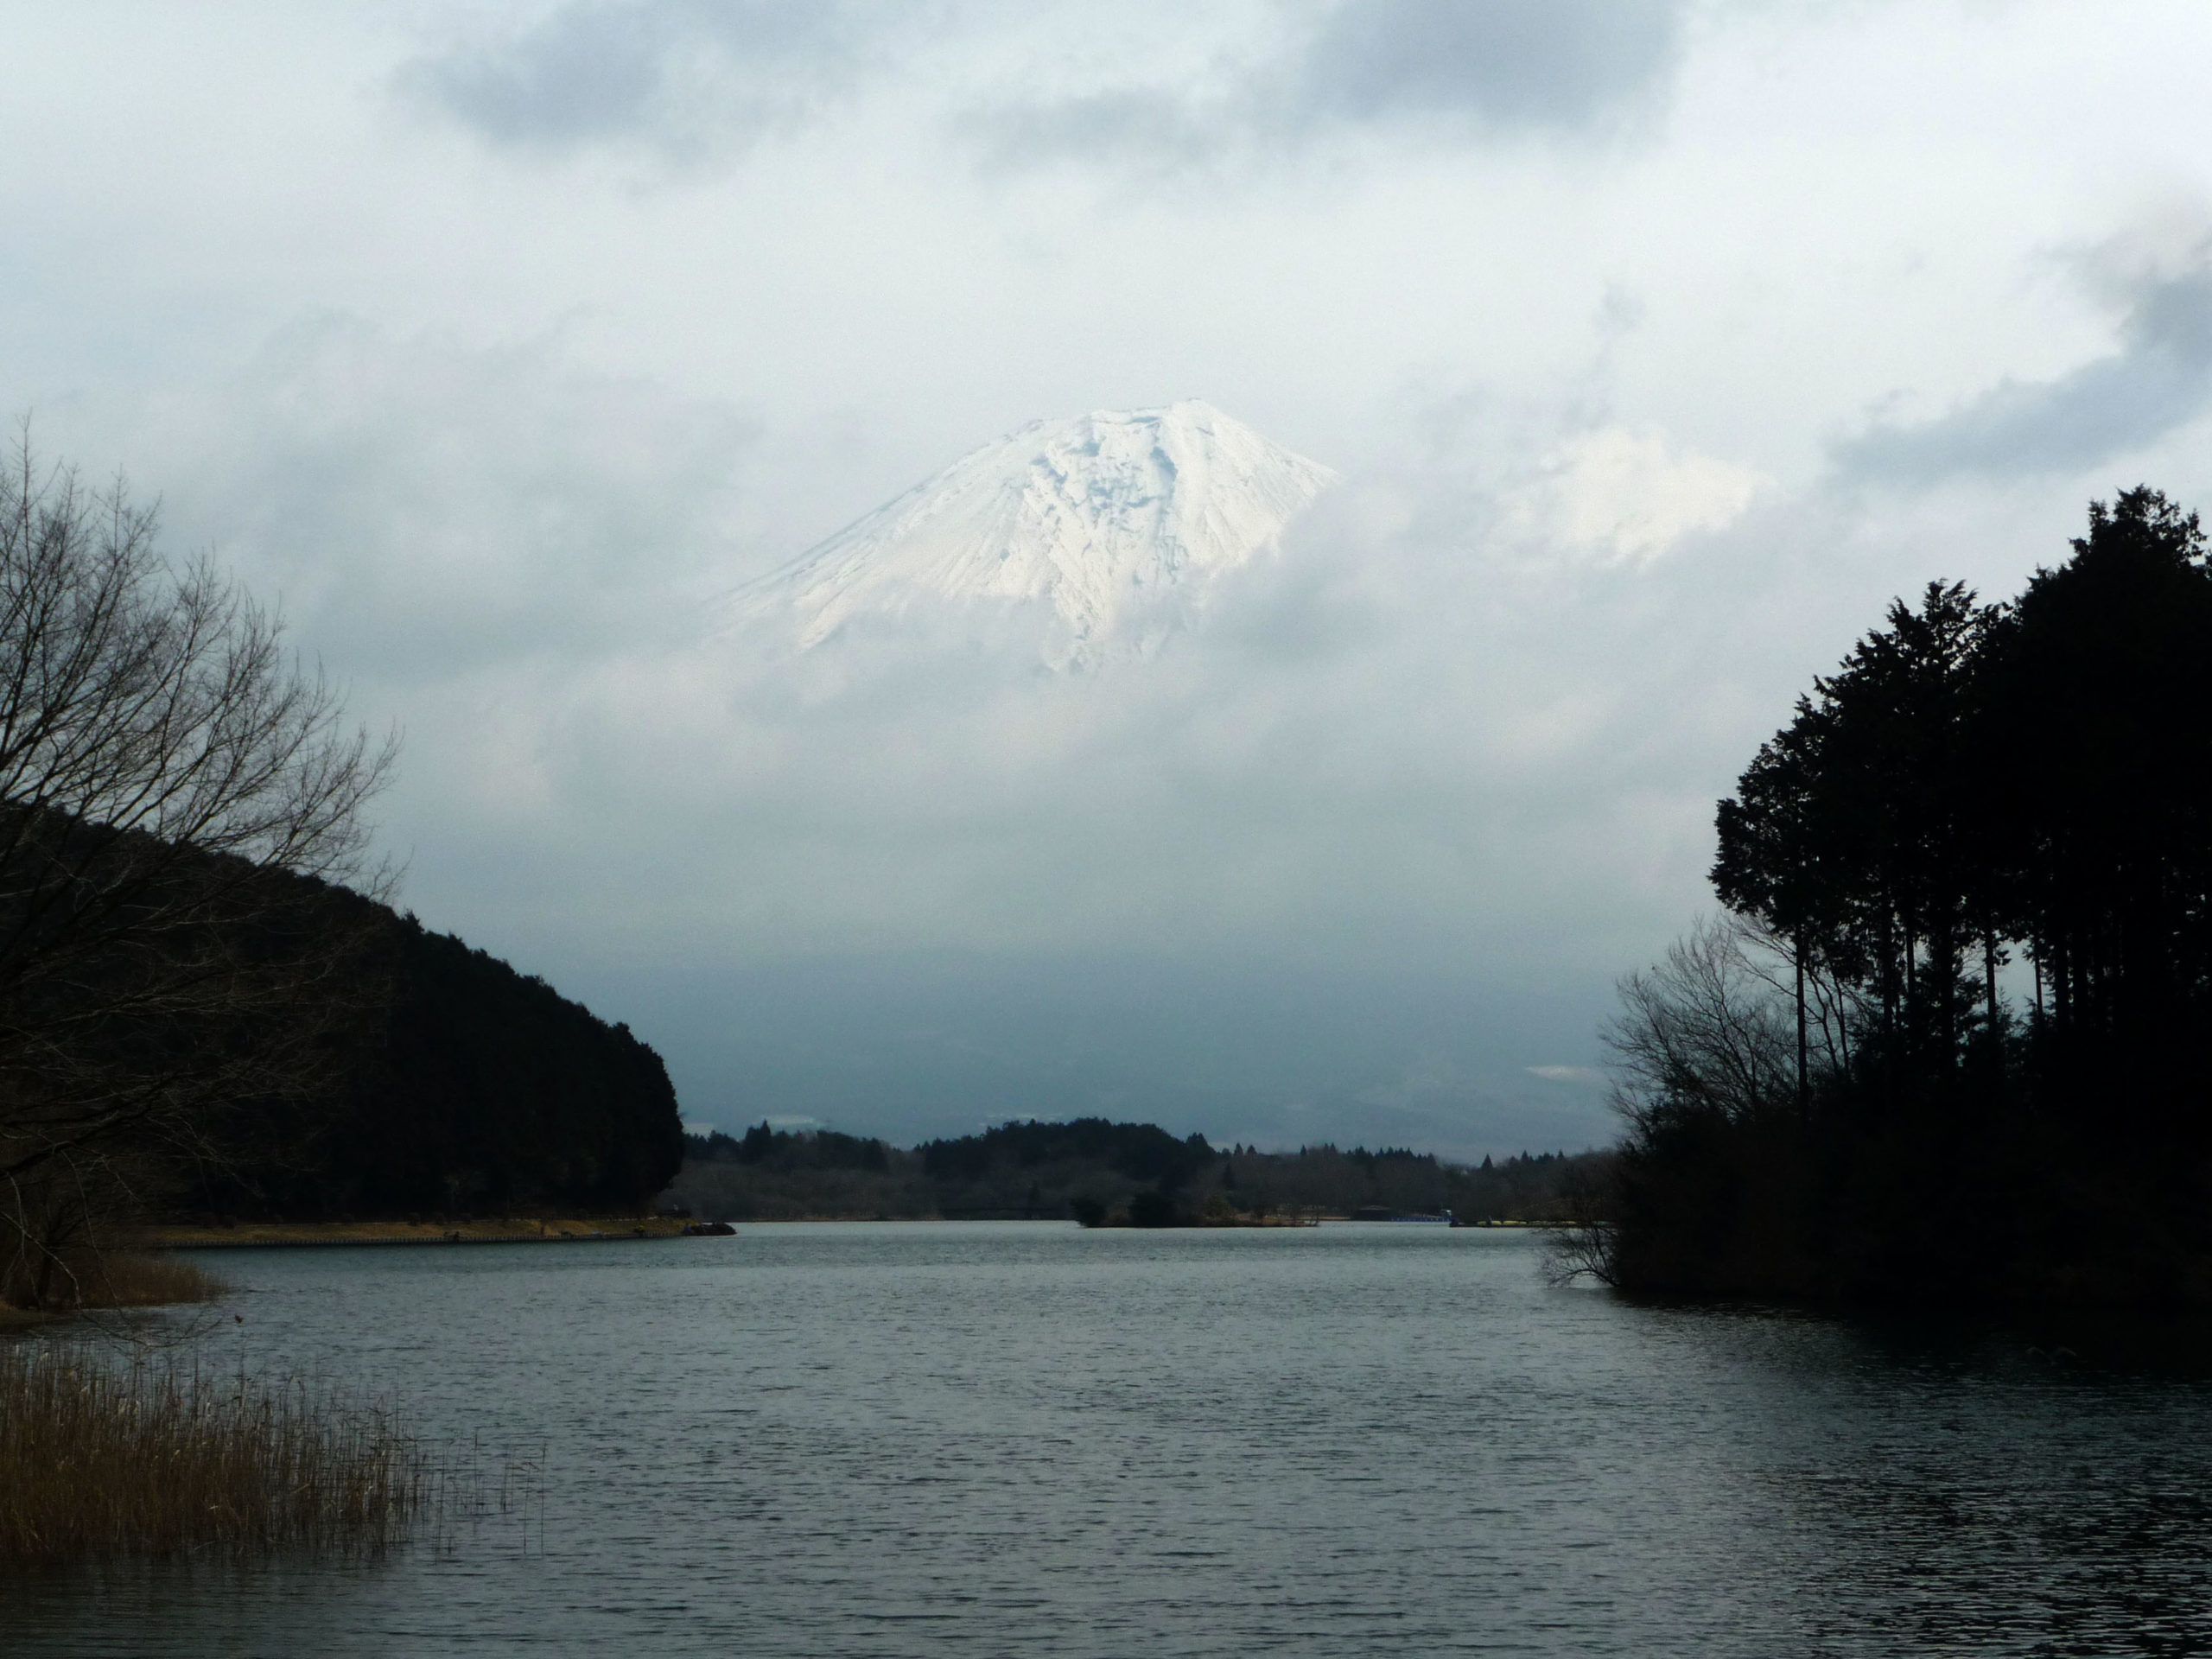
[187,893,685,1221]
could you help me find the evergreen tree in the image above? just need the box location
[1607,488,2212,1305]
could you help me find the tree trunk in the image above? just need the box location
[1984,926,2000,1044]
[1795,925,1809,1112]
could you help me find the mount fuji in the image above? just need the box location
[735,401,1336,665]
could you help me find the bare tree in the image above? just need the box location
[0,435,397,1305]
[1548,917,1845,1287]
[1539,1152,1623,1287]
[1603,915,1812,1137]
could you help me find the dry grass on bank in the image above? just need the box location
[0,1344,430,1565]
[143,1216,690,1248]
[70,1250,225,1308]
[0,1249,229,1321]
[1,1245,231,1313]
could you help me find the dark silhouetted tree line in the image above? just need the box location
[173,885,685,1223]
[1599,488,2212,1304]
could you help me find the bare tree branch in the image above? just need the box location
[0,430,398,1307]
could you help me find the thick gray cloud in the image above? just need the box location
[397,1,909,159]
[971,0,1687,171]
[1834,238,2212,484]
[1298,0,1683,132]
[151,315,760,677]
[407,0,1686,173]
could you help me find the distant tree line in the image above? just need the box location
[688,1122,890,1173]
[675,1122,933,1221]
[1593,489,2212,1305]
[663,1115,1602,1225]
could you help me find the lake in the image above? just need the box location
[8,1223,2212,1656]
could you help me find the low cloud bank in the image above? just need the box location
[106,306,2212,1154]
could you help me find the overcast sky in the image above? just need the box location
[11,1,2212,1154]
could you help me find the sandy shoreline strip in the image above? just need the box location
[143,1217,697,1249]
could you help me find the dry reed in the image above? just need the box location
[0,1342,431,1565]
[0,1247,229,1313]
[69,1250,228,1309]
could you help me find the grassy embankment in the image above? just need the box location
[144,1215,693,1248]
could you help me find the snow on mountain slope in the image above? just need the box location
[735,401,1335,664]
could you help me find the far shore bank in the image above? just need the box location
[144,1217,697,1249]
[137,1213,1557,1249]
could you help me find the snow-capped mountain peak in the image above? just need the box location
[736,401,1335,664]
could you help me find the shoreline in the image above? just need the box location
[144,1217,696,1250]
[137,1214,1554,1249]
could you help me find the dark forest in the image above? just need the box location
[186,887,686,1223]
[1595,488,2212,1306]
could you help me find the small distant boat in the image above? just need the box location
[683,1220,737,1236]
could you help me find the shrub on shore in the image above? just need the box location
[0,1344,429,1565]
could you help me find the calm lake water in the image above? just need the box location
[9,1223,2212,1656]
